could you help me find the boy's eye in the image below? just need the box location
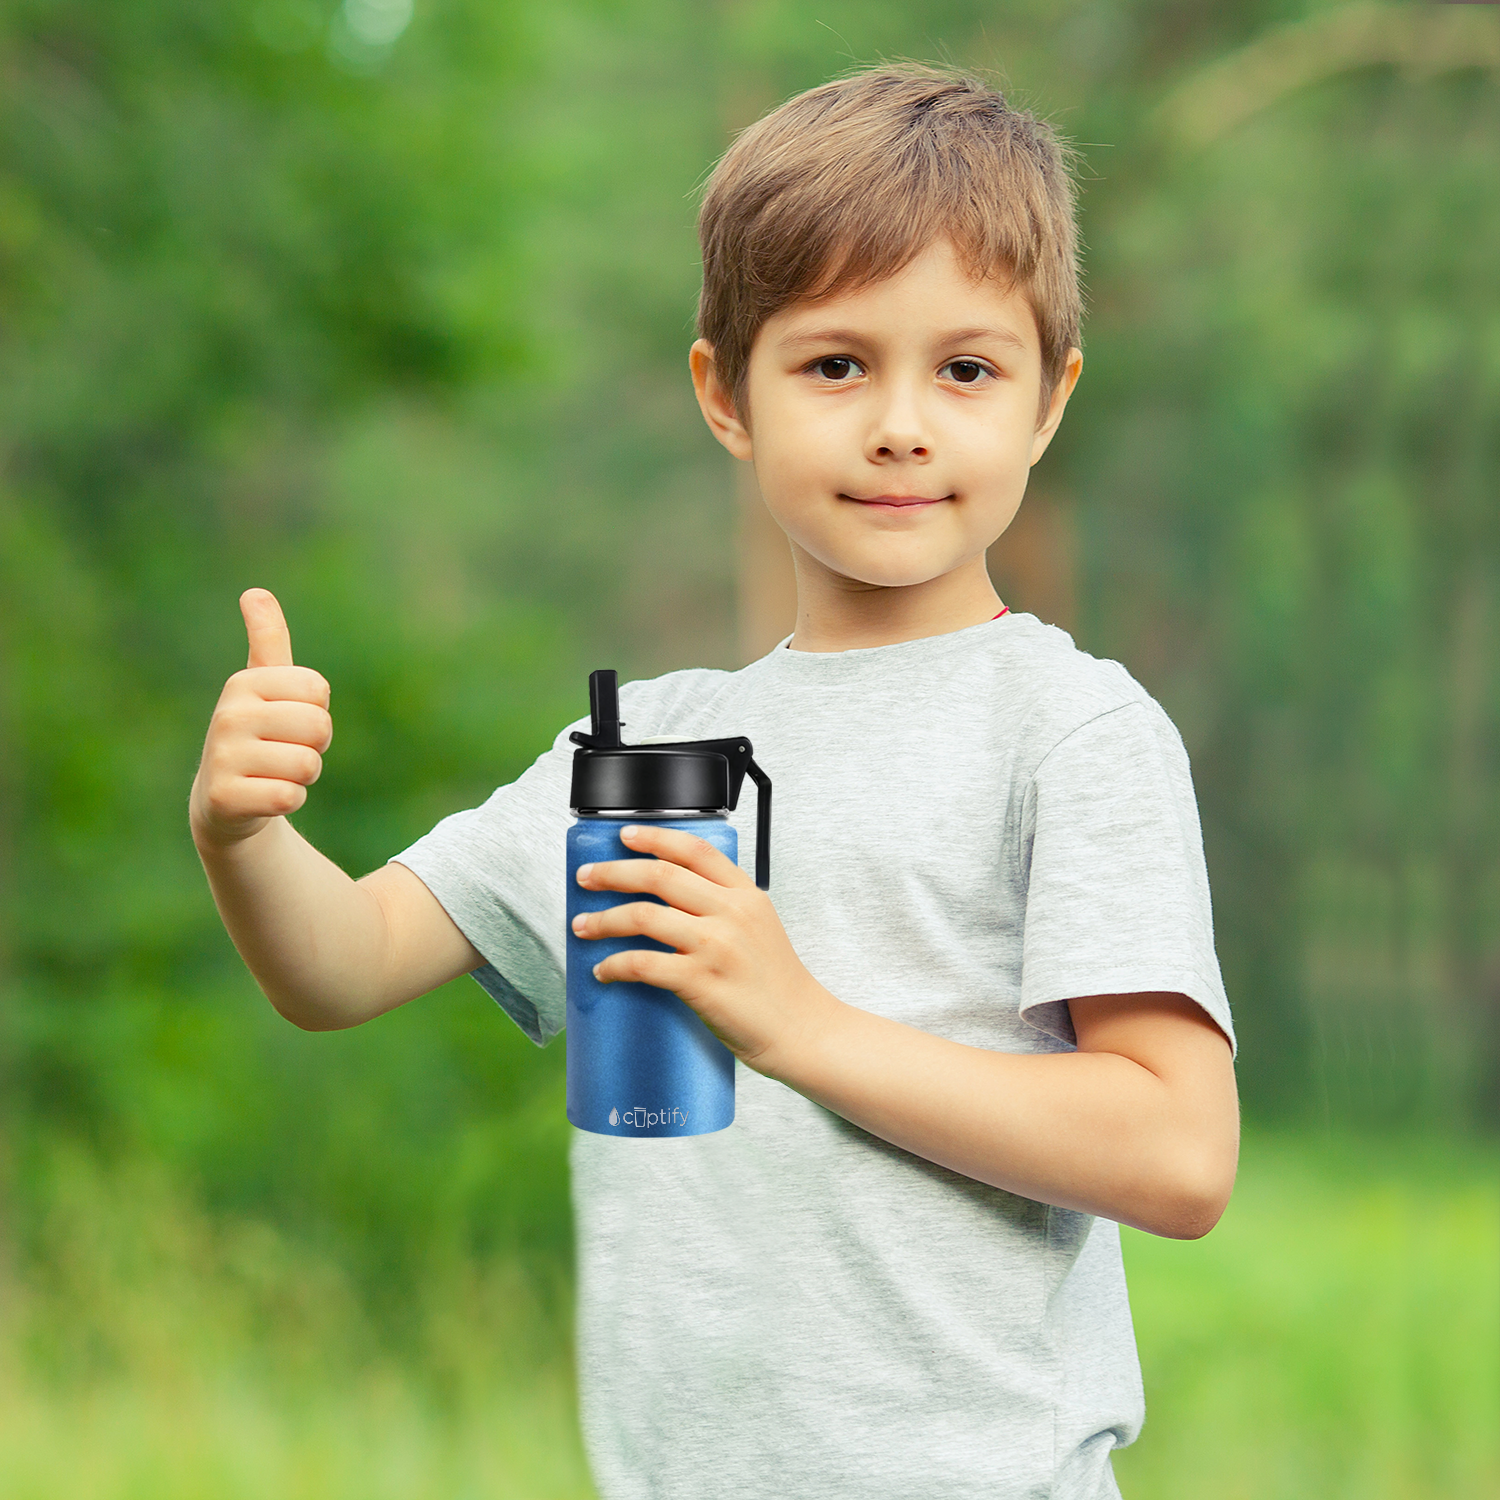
[813,356,861,381]
[943,360,989,384]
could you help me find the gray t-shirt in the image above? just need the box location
[393,612,1234,1500]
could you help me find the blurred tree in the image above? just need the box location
[0,0,592,1285]
[1069,3,1500,1126]
[1,0,1494,1313]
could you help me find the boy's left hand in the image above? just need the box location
[572,824,834,1073]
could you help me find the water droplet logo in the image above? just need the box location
[608,1108,620,1127]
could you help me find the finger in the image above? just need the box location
[243,699,333,752]
[576,856,723,916]
[241,588,294,669]
[232,665,330,707]
[618,824,754,888]
[235,740,324,786]
[572,901,700,952]
[209,775,308,822]
[592,947,692,992]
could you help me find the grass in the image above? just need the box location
[0,1151,595,1500]
[1117,1135,1500,1500]
[0,1134,1493,1498]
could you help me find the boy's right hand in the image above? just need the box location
[190,589,333,851]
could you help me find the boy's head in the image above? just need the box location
[696,64,1081,422]
[689,64,1085,613]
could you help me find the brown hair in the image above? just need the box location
[697,63,1082,417]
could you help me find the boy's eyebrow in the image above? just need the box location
[941,326,1030,353]
[775,328,872,351]
[776,325,1030,353]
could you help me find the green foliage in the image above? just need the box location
[0,0,1495,1350]
[1069,36,1500,1126]
[0,0,593,1285]
[1,1,1497,1489]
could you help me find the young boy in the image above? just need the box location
[191,65,1237,1500]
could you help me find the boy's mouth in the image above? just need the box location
[845,493,952,512]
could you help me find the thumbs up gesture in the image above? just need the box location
[190,589,334,850]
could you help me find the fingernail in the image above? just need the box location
[592,963,604,981]
[571,914,586,934]
[621,825,643,840]
[576,864,593,883]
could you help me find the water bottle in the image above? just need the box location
[566,669,771,1138]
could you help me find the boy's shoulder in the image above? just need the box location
[995,621,1200,814]
[985,612,1166,747]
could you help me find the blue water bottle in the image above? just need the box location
[566,669,772,1138]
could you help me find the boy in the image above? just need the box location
[191,65,1237,1500]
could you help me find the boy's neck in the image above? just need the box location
[786,549,1006,654]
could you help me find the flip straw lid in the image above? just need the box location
[569,669,772,890]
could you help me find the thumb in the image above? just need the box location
[240,588,294,669]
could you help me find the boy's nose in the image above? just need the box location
[872,436,930,461]
[866,393,932,463]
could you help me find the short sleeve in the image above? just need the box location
[388,721,582,1047]
[1018,701,1235,1053]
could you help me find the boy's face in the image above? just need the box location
[692,237,1081,597]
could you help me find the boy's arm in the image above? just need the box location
[192,590,482,1030]
[573,824,1239,1241]
[770,989,1237,1241]
[196,821,482,1030]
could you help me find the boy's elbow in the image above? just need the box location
[1152,1141,1237,1240]
[1156,1195,1225,1242]
[273,997,331,1032]
[285,1008,342,1033]
[264,985,358,1033]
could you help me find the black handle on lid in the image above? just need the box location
[572,668,623,749]
[745,755,772,892]
[569,669,772,890]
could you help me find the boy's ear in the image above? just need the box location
[1030,347,1083,467]
[690,340,753,461]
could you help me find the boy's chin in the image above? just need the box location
[812,551,978,593]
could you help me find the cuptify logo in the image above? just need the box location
[608,1106,689,1130]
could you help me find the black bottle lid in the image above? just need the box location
[569,669,772,890]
